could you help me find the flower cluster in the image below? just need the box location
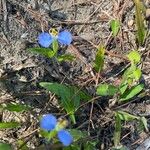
[38,28,72,48]
[40,114,73,146]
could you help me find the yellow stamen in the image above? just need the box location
[49,28,58,36]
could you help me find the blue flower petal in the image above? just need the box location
[57,130,73,146]
[57,30,72,45]
[40,114,57,131]
[38,32,53,48]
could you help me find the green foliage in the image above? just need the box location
[110,19,120,37]
[114,111,148,148]
[83,141,97,150]
[40,129,57,141]
[133,0,146,45]
[63,145,80,150]
[120,84,144,101]
[116,111,139,121]
[0,122,20,129]
[138,116,148,132]
[52,40,59,53]
[127,51,141,64]
[28,47,55,58]
[64,129,97,150]
[57,54,75,62]
[0,143,12,150]
[112,146,129,150]
[96,83,118,96]
[1,103,30,112]
[39,82,91,123]
[17,140,28,150]
[93,45,105,72]
[114,113,121,147]
[69,129,86,142]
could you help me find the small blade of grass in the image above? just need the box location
[93,45,105,72]
[110,19,120,37]
[133,0,146,45]
[114,112,122,147]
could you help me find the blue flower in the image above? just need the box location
[40,114,57,131]
[38,29,72,48]
[57,130,73,146]
[40,114,73,146]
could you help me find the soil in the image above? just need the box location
[0,0,150,150]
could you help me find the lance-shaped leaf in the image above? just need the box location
[28,48,55,58]
[39,82,91,123]
[120,84,144,101]
[133,0,146,45]
[114,112,122,148]
[93,45,105,72]
[0,122,20,129]
[110,19,120,37]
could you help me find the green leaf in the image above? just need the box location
[133,68,142,80]
[93,45,105,72]
[28,48,55,58]
[63,144,81,150]
[0,122,20,129]
[57,54,75,62]
[96,84,118,96]
[40,129,57,141]
[84,141,97,150]
[39,82,91,123]
[117,111,139,121]
[69,129,87,142]
[0,143,12,150]
[52,40,59,53]
[133,0,146,45]
[17,140,28,150]
[140,116,148,132]
[120,84,144,101]
[110,19,120,37]
[1,103,30,112]
[127,51,141,64]
[119,83,128,95]
[114,112,122,147]
[112,146,129,150]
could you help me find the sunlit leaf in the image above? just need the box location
[119,83,128,95]
[110,19,120,37]
[93,45,105,72]
[0,122,20,129]
[127,51,141,64]
[96,84,118,96]
[120,84,144,101]
[28,48,55,58]
[133,68,142,80]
